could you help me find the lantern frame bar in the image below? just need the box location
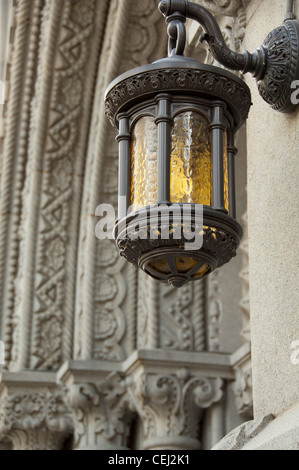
[116,114,130,220]
[227,131,238,219]
[155,94,173,203]
[210,102,226,213]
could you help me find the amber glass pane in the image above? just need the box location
[175,257,198,274]
[223,131,229,213]
[170,112,211,205]
[130,116,158,213]
[149,258,171,275]
[192,263,211,279]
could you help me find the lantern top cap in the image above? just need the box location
[105,55,251,131]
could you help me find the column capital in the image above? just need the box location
[58,361,134,450]
[126,359,223,450]
[0,372,72,450]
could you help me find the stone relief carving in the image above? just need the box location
[0,389,72,450]
[206,271,222,351]
[239,210,250,342]
[76,0,168,361]
[136,272,151,349]
[3,0,107,372]
[234,363,253,418]
[161,284,194,350]
[65,372,133,450]
[128,368,223,449]
[0,0,253,450]
[92,131,127,361]
[31,0,99,370]
[235,209,253,417]
[0,0,43,368]
[160,282,206,351]
[137,276,206,353]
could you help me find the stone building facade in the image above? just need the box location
[0,0,297,450]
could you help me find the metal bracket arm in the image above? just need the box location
[159,0,267,79]
[159,0,299,112]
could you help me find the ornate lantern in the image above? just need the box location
[104,0,299,287]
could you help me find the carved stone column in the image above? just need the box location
[58,361,134,450]
[0,372,72,450]
[125,351,227,450]
[75,0,168,364]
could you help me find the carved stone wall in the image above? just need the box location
[0,0,111,372]
[0,0,251,450]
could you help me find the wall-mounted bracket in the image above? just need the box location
[159,0,299,112]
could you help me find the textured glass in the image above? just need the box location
[170,112,211,205]
[192,263,211,278]
[149,259,171,275]
[130,116,158,212]
[223,131,229,213]
[175,257,198,274]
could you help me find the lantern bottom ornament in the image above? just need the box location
[114,204,242,288]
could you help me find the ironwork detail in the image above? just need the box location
[105,65,252,130]
[114,205,242,288]
[257,20,299,112]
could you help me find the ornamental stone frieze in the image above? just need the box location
[0,372,72,450]
[137,276,206,352]
[74,0,168,363]
[0,0,111,372]
[56,350,235,450]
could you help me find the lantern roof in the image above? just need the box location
[105,55,252,132]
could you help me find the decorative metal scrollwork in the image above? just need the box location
[258,20,299,112]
